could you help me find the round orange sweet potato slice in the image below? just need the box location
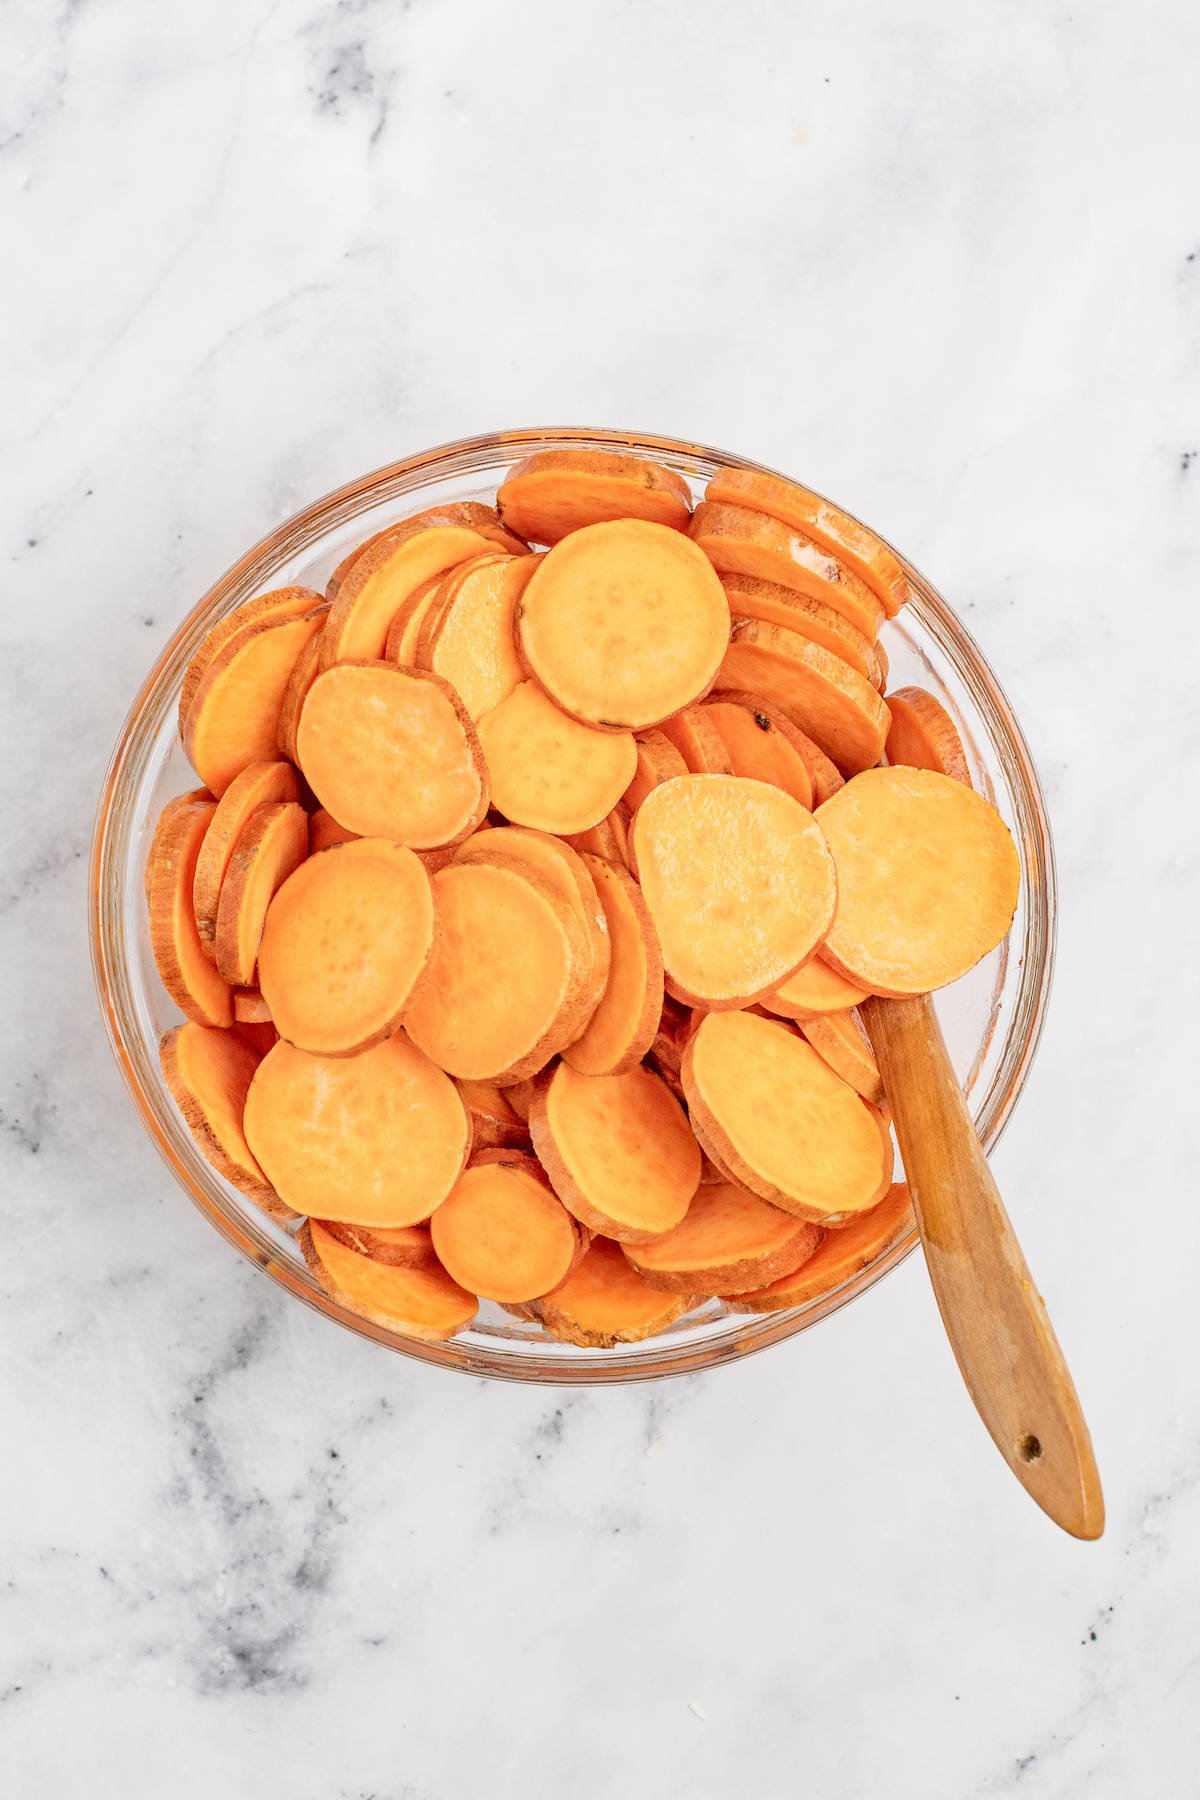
[530,1062,700,1243]
[705,468,909,618]
[885,686,972,786]
[644,995,701,1099]
[683,1010,893,1223]
[213,801,309,988]
[308,809,358,853]
[382,571,448,664]
[147,794,233,1026]
[718,618,890,775]
[630,774,837,1008]
[276,620,328,761]
[233,987,272,1024]
[430,1152,583,1302]
[258,838,436,1056]
[761,957,871,1021]
[531,1237,696,1347]
[742,695,844,802]
[691,501,885,639]
[564,807,630,866]
[418,553,539,719]
[817,767,1020,996]
[515,519,730,730]
[497,448,692,545]
[326,504,526,602]
[160,1021,291,1218]
[623,1182,822,1295]
[192,761,302,961]
[244,1034,470,1225]
[623,730,688,811]
[456,1079,529,1150]
[728,1182,912,1313]
[297,661,488,849]
[179,585,323,733]
[563,855,663,1076]
[404,860,589,1081]
[321,523,496,668]
[657,706,733,775]
[799,1010,884,1105]
[311,1220,436,1268]
[701,695,815,809]
[300,1220,477,1340]
[718,573,883,684]
[185,606,327,797]
[477,680,636,834]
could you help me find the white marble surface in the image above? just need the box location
[3,1,1198,1794]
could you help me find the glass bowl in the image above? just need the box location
[89,428,1056,1384]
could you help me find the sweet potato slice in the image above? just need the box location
[382,572,447,664]
[234,1019,279,1056]
[430,1152,583,1302]
[185,607,327,797]
[799,1010,884,1105]
[300,1220,477,1340]
[456,1079,529,1150]
[623,730,688,810]
[404,860,589,1081]
[322,523,496,667]
[623,1182,822,1295]
[817,768,1020,995]
[630,774,836,1008]
[657,706,733,775]
[179,586,323,732]
[755,701,845,803]
[645,995,701,1099]
[683,1010,893,1223]
[718,618,890,774]
[192,760,302,960]
[276,621,327,761]
[885,686,972,786]
[418,553,538,719]
[532,1237,695,1347]
[147,794,233,1026]
[326,504,525,601]
[497,448,693,545]
[160,1022,290,1217]
[761,957,871,1021]
[213,801,309,987]
[691,501,885,639]
[705,468,909,617]
[245,1034,469,1224]
[563,809,630,865]
[298,661,488,848]
[258,838,436,1055]
[530,1062,700,1243]
[515,520,730,730]
[701,696,815,809]
[563,855,663,1076]
[477,680,636,834]
[718,573,884,685]
[312,1220,436,1268]
[728,1182,913,1313]
[233,987,272,1024]
[308,809,357,853]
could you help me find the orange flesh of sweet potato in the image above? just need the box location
[419,554,538,719]
[719,573,884,685]
[213,801,309,988]
[321,524,496,667]
[645,995,701,1098]
[477,679,636,834]
[728,1182,913,1313]
[516,520,730,730]
[761,957,871,1020]
[258,838,436,1056]
[531,1237,695,1347]
[308,809,358,853]
[564,809,630,865]
[683,1010,893,1222]
[430,1153,582,1301]
[456,1079,530,1150]
[623,1181,822,1295]
[656,706,733,775]
[192,760,301,960]
[300,1220,477,1340]
[311,1219,436,1268]
[705,468,909,618]
[817,767,1020,996]
[701,697,815,810]
[179,586,323,733]
[799,1009,884,1105]
[233,987,272,1024]
[623,730,688,810]
[276,621,328,761]
[530,1061,700,1243]
[885,686,972,786]
[160,1021,290,1217]
[563,853,663,1076]
[147,795,234,1026]
[326,504,526,601]
[497,449,693,545]
[382,572,449,664]
[297,661,488,849]
[244,1033,470,1225]
[630,774,837,1008]
[718,618,890,775]
[691,501,886,640]
[404,860,589,1081]
[743,696,845,802]
[185,607,327,797]
[233,1018,279,1056]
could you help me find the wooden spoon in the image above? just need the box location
[862,993,1104,1539]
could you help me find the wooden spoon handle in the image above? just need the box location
[862,993,1104,1539]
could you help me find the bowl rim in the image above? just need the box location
[89,425,1057,1384]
